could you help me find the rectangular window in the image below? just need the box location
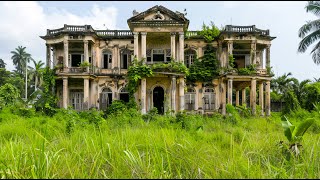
[121,54,128,69]
[103,54,109,69]
[71,54,82,67]
[153,49,165,62]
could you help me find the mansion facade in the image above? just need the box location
[40,5,276,116]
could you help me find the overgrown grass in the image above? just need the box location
[0,106,320,178]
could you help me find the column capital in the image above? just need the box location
[63,39,68,44]
[133,32,139,36]
[178,32,184,36]
[266,44,271,48]
[265,81,270,85]
[84,40,88,44]
[227,40,233,44]
[170,32,176,36]
[140,32,147,35]
[62,76,68,80]
[251,40,257,44]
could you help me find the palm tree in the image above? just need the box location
[0,58,6,68]
[10,46,32,76]
[29,59,45,92]
[271,72,297,110]
[298,1,320,64]
[292,78,311,107]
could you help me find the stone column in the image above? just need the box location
[227,78,233,105]
[141,32,147,62]
[265,81,271,116]
[198,46,203,58]
[236,90,239,106]
[250,78,257,115]
[171,76,176,113]
[266,44,271,69]
[133,32,139,59]
[259,82,264,116]
[90,79,97,108]
[141,78,146,114]
[84,40,89,62]
[179,77,185,111]
[147,89,152,112]
[251,40,257,65]
[46,44,51,68]
[179,32,184,63]
[63,39,69,72]
[170,32,176,60]
[84,77,89,109]
[221,81,226,115]
[218,42,224,68]
[227,41,233,67]
[62,77,68,109]
[242,88,246,106]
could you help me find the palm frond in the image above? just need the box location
[298,19,320,38]
[298,29,320,53]
[306,1,320,17]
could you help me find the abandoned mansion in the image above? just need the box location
[40,5,276,116]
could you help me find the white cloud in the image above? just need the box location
[0,1,117,71]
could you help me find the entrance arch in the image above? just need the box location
[153,86,164,114]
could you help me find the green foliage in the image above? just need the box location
[198,21,221,42]
[237,64,257,75]
[266,66,275,76]
[142,107,159,122]
[151,60,189,75]
[187,44,220,82]
[281,116,315,156]
[228,54,235,68]
[78,109,105,127]
[303,82,320,111]
[79,61,91,68]
[235,104,251,118]
[34,67,57,116]
[226,104,241,124]
[127,57,153,95]
[0,83,21,107]
[282,90,301,114]
[104,100,127,116]
[11,107,36,118]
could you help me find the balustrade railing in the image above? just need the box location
[225,25,269,35]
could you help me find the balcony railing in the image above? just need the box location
[224,25,270,36]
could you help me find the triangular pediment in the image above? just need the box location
[127,5,189,31]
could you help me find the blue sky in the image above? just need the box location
[0,1,319,81]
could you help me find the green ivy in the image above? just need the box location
[151,60,189,75]
[228,54,235,68]
[187,44,220,83]
[34,67,57,116]
[127,58,153,95]
[237,64,257,75]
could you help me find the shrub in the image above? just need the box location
[0,83,21,107]
[104,100,127,116]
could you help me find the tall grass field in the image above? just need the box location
[0,105,320,178]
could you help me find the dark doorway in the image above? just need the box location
[71,54,81,67]
[153,86,164,114]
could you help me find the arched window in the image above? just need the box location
[100,88,112,110]
[102,50,112,69]
[204,88,215,110]
[184,49,196,68]
[119,87,129,103]
[121,49,131,69]
[185,87,196,111]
